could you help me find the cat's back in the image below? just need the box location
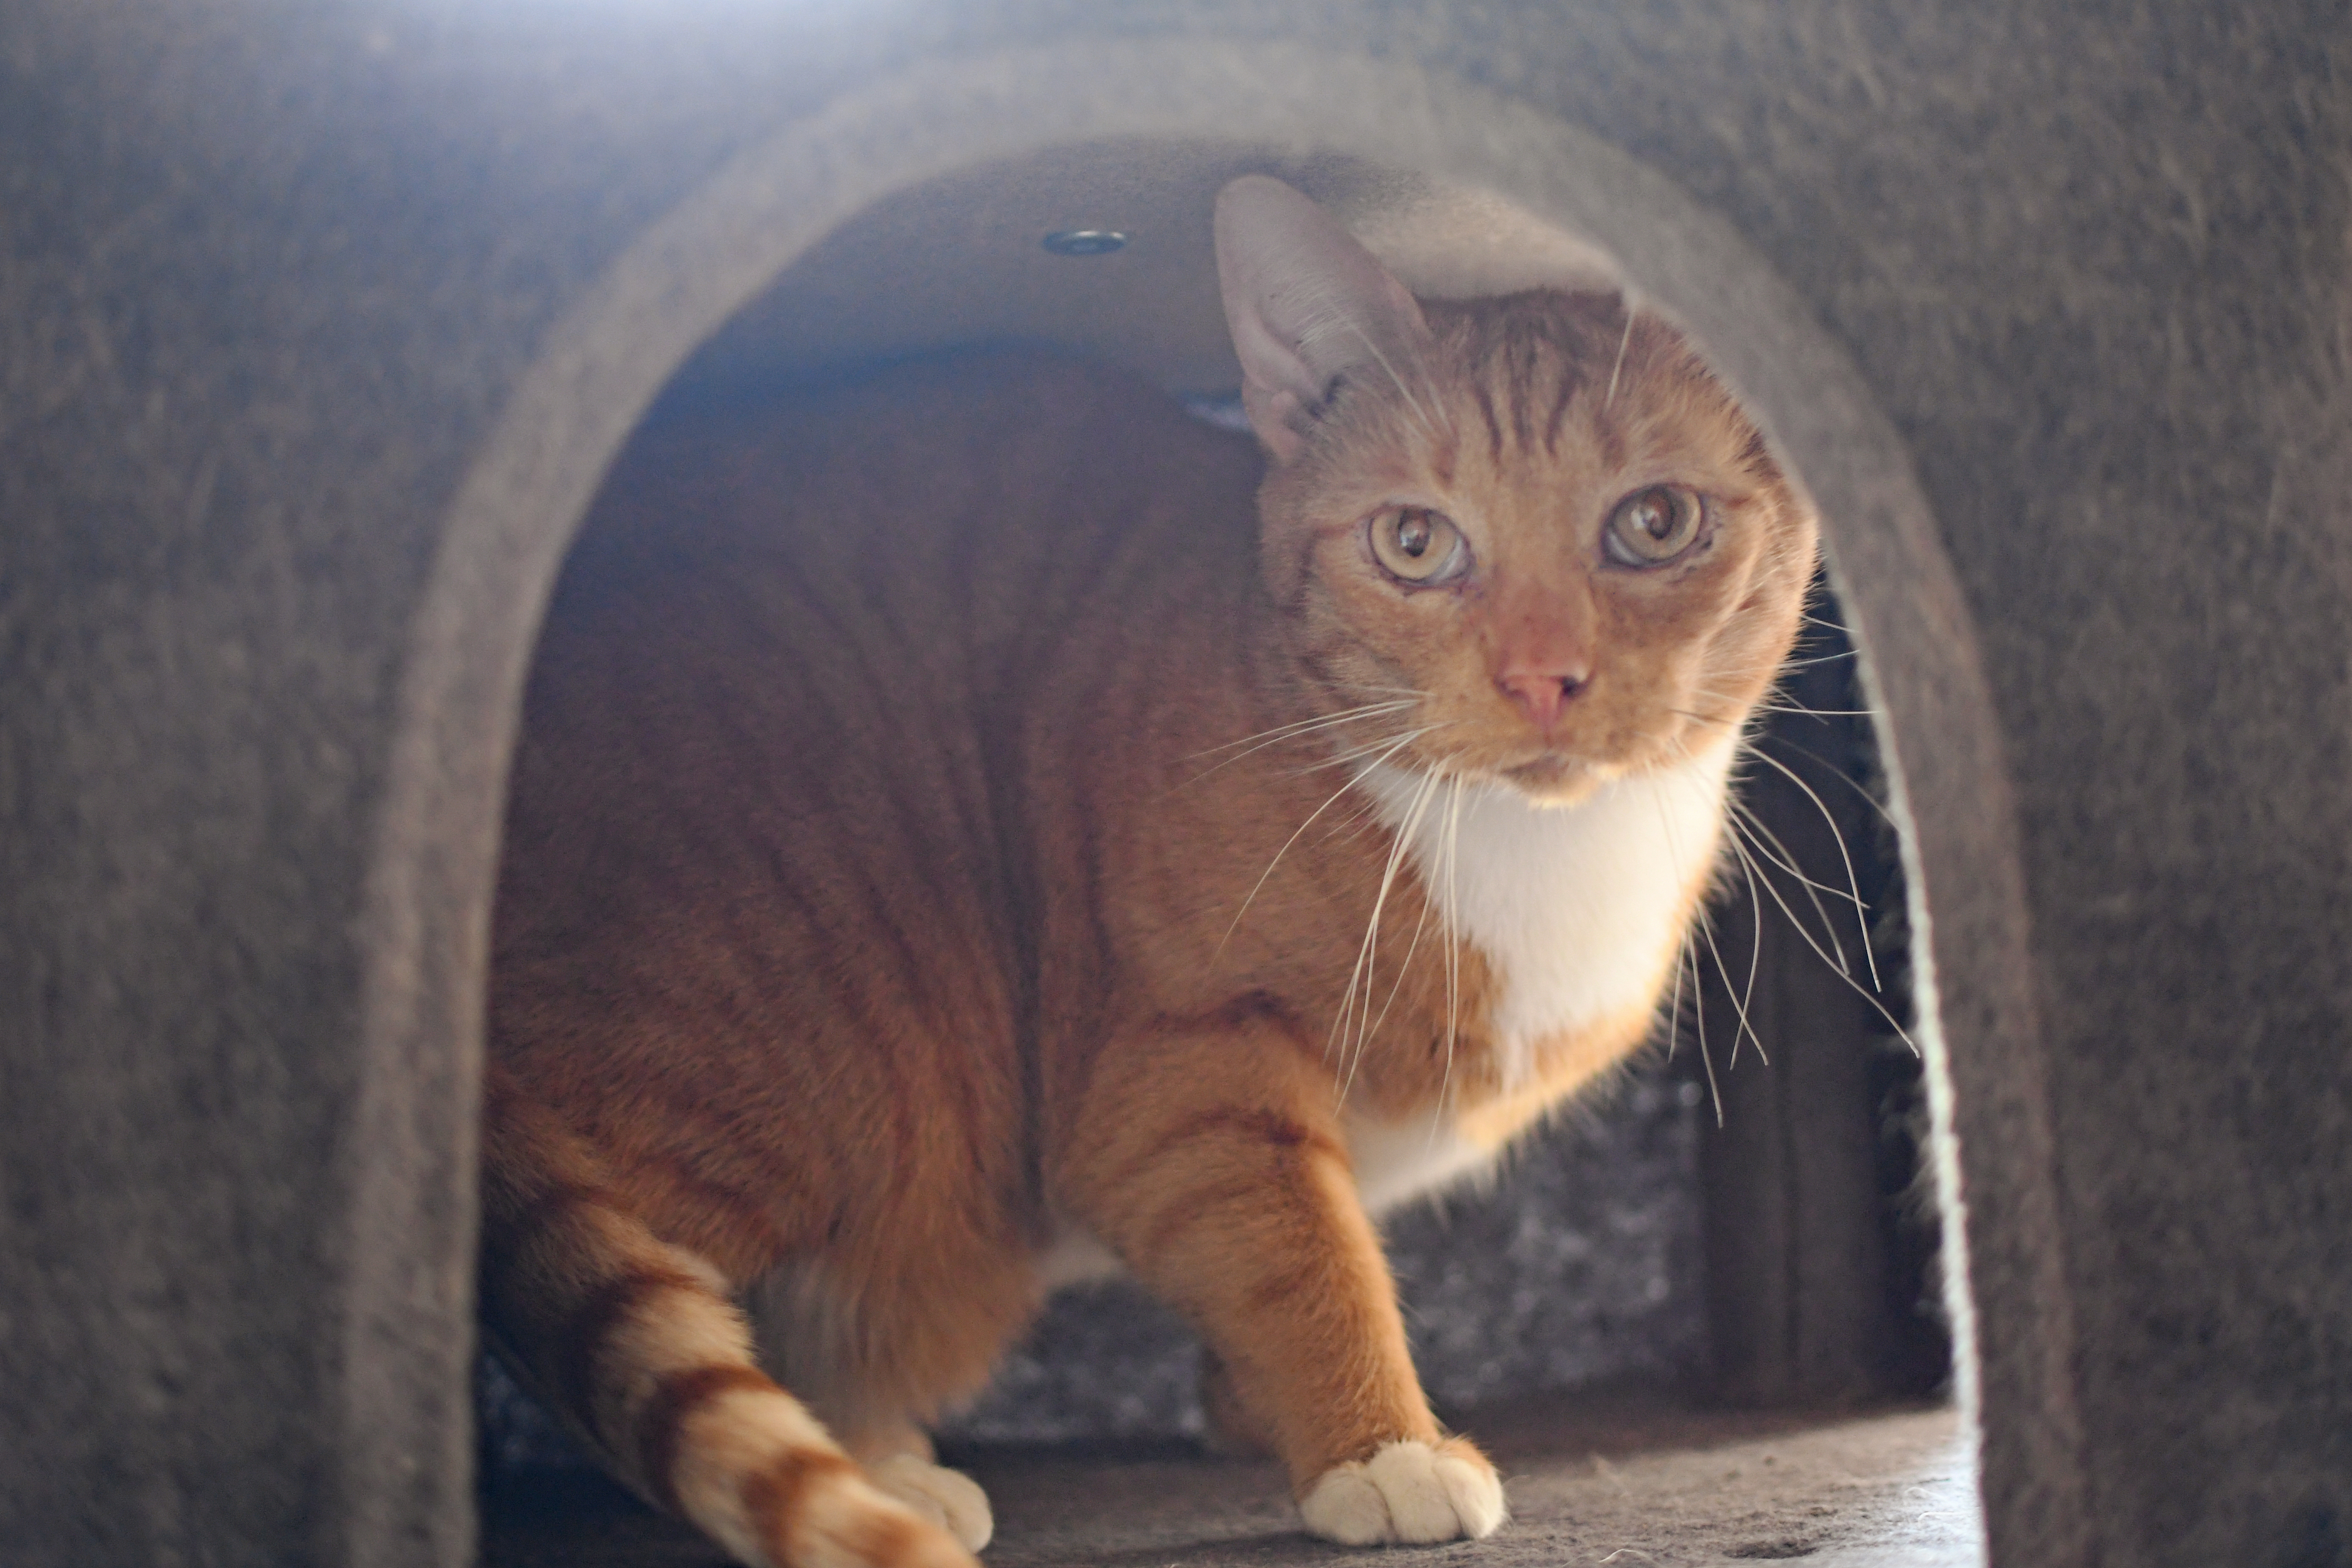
[544,351,1261,670]
[487,353,1270,1285]
[494,350,1266,1046]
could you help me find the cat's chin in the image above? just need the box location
[1496,755,1609,808]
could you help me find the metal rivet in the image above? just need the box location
[1042,229,1129,256]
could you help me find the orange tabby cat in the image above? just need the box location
[479,176,1817,1568]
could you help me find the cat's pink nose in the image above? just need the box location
[1497,666,1588,736]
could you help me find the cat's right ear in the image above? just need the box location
[1214,176,1433,465]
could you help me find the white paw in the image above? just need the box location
[869,1454,994,1552]
[1299,1439,1507,1546]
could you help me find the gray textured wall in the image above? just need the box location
[5,5,2349,1567]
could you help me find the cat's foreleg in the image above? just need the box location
[1060,1023,1507,1546]
[1197,1346,1277,1457]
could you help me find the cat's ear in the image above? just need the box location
[1214,175,1433,464]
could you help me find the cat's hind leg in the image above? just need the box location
[746,1254,1031,1555]
[844,1428,993,1552]
[479,1073,973,1568]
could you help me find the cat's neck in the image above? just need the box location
[1355,742,1734,1091]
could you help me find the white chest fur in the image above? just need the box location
[1038,746,1732,1288]
[1357,745,1733,1093]
[1342,1108,1498,1217]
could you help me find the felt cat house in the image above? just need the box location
[3,5,2347,1568]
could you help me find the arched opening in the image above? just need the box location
[369,40,2053,1565]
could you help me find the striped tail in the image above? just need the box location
[479,1070,974,1568]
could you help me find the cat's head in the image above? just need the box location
[1214,175,1819,806]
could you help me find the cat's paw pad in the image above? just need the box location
[1299,1438,1506,1546]
[869,1454,994,1552]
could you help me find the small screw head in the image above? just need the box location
[1042,229,1129,256]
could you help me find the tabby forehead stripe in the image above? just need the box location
[555,1263,706,1437]
[740,1447,861,1559]
[1503,340,1539,453]
[637,1364,784,1514]
[1542,365,1582,457]
[1429,434,1458,489]
[1471,378,1505,462]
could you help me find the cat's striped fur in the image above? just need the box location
[481,177,1817,1567]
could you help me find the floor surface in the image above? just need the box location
[482,1399,1981,1567]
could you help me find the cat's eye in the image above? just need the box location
[1368,507,1469,585]
[1603,485,1707,568]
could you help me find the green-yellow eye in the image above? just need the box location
[1604,485,1706,567]
[1368,507,1468,585]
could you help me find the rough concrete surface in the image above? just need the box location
[484,1403,1976,1568]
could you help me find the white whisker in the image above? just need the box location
[1727,799,1859,975]
[1736,741,1885,990]
[1296,722,1452,780]
[1690,937,1723,1128]
[1752,703,1876,719]
[1183,700,1417,763]
[1728,811,1918,1051]
[1637,755,1720,1124]
[1216,728,1428,961]
[1747,734,1901,833]
[1720,832,1772,1070]
[1728,797,1862,909]
[1695,891,1768,1073]
[1317,725,1440,764]
[1362,828,1443,1064]
[1321,789,1393,848]
[1664,924,1686,1065]
[1179,703,1418,791]
[1436,773,1465,1141]
[1777,648,1862,670]
[1333,765,1441,1108]
[1604,297,1638,410]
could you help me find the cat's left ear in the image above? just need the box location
[1214,175,1434,464]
